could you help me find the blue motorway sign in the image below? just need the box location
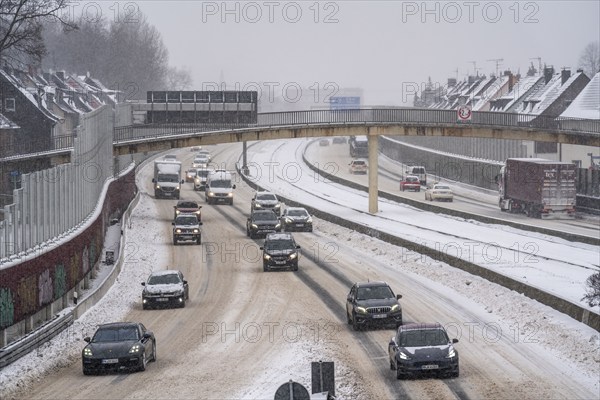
[329,96,360,110]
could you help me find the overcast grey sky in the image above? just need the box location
[128,1,598,105]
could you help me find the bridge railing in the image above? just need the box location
[2,109,598,156]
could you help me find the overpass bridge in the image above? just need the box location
[2,108,599,212]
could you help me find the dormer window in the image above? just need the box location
[5,98,15,112]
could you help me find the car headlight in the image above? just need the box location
[175,210,180,215]
[208,191,215,197]
[274,204,281,209]
[176,185,180,190]
[275,223,281,229]
[399,351,411,360]
[195,210,201,215]
[83,347,93,357]
[264,254,271,260]
[193,229,199,233]
[391,304,400,312]
[227,192,233,197]
[356,306,368,314]
[447,347,456,358]
[129,344,142,354]
[284,217,292,223]
[155,185,161,189]
[176,229,182,233]
[289,252,297,260]
[255,203,262,208]
[307,217,313,223]
[251,224,258,229]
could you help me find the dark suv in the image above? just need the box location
[246,210,281,239]
[172,214,202,245]
[260,232,301,272]
[388,323,459,379]
[346,281,403,331]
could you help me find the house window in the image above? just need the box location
[5,98,15,112]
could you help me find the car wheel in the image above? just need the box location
[83,367,93,376]
[250,232,255,239]
[395,360,404,379]
[263,262,268,272]
[400,186,404,191]
[352,313,360,331]
[139,352,147,372]
[292,263,298,272]
[390,357,396,370]
[151,341,157,362]
[417,188,420,192]
[173,237,178,245]
[346,311,352,324]
[180,299,186,308]
[196,236,201,245]
[142,302,148,310]
[451,365,460,378]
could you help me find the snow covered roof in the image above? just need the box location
[518,71,586,116]
[560,72,600,120]
[0,113,19,129]
[0,69,60,122]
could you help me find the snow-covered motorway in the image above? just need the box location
[2,141,599,400]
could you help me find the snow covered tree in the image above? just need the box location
[578,41,600,78]
[0,0,76,67]
[581,272,600,308]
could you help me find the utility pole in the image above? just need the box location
[487,58,504,77]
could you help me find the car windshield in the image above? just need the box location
[93,326,139,342]
[435,185,450,190]
[356,286,394,300]
[157,174,179,183]
[187,171,196,176]
[211,179,231,188]
[176,216,198,225]
[412,168,425,174]
[406,177,419,182]
[287,209,308,217]
[254,212,277,222]
[148,273,182,285]
[264,239,295,250]
[353,161,366,166]
[197,170,212,177]
[399,329,449,347]
[257,194,277,201]
[177,202,198,208]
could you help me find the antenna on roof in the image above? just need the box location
[486,58,504,77]
[530,57,542,74]
[468,61,479,76]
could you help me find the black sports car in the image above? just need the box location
[82,322,156,375]
[388,323,459,379]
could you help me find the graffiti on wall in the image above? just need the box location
[38,269,53,306]
[69,252,81,288]
[0,288,14,329]
[82,246,89,274]
[17,275,37,316]
[54,264,66,300]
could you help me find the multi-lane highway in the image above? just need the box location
[8,140,599,400]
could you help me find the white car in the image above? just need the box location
[425,184,454,202]
[349,159,367,174]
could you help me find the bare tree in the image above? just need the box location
[166,66,193,91]
[578,41,600,78]
[0,0,76,67]
[581,272,600,308]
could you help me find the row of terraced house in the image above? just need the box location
[0,67,118,195]
[412,66,600,169]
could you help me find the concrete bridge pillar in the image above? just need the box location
[368,131,380,214]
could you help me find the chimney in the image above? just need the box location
[576,68,584,73]
[447,78,457,87]
[56,71,65,81]
[543,66,554,84]
[561,69,571,85]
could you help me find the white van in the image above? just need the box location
[205,170,236,205]
[405,166,427,185]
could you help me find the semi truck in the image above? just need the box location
[497,158,576,219]
[153,160,183,199]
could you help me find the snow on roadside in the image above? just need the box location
[315,218,600,391]
[0,180,169,398]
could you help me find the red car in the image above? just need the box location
[399,175,421,192]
